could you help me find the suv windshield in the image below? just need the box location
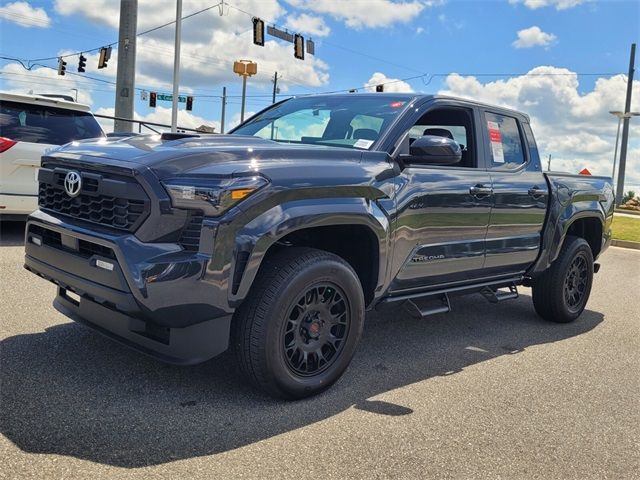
[231,96,411,149]
[0,100,104,145]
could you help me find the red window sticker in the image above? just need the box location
[487,120,505,163]
[390,101,405,108]
[488,124,502,143]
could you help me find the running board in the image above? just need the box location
[480,284,518,303]
[403,293,451,319]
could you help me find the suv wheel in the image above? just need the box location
[233,247,365,399]
[532,235,594,323]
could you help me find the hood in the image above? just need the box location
[46,134,368,179]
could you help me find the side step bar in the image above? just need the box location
[378,276,522,319]
[403,293,451,319]
[480,284,519,303]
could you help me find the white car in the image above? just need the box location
[0,92,104,219]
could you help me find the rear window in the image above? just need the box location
[0,100,103,145]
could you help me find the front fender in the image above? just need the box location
[229,197,390,304]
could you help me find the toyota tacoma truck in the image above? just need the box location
[24,94,614,399]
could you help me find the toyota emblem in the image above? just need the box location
[64,171,82,197]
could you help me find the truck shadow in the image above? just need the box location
[0,294,603,468]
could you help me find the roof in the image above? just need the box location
[0,91,92,112]
[289,92,530,122]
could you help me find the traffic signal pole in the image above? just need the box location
[171,0,183,133]
[114,0,137,133]
[220,86,227,134]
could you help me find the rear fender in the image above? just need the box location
[527,179,613,277]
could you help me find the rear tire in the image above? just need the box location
[232,247,365,399]
[532,235,594,323]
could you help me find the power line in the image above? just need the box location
[23,1,224,64]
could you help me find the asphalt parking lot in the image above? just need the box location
[1,220,639,479]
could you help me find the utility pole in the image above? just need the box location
[270,71,278,139]
[171,0,182,133]
[616,42,636,205]
[272,71,278,104]
[114,0,137,133]
[220,86,226,134]
[547,154,551,171]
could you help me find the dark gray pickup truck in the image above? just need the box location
[24,94,614,398]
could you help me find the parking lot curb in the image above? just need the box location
[611,239,640,250]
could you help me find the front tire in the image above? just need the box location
[532,236,594,323]
[233,247,365,399]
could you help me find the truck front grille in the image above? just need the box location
[38,164,150,232]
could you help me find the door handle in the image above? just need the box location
[469,184,493,197]
[528,186,546,198]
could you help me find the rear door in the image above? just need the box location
[0,100,103,197]
[481,110,548,274]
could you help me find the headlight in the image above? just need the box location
[162,175,268,216]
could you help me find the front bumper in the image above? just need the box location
[24,209,232,365]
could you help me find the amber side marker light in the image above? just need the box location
[231,188,256,200]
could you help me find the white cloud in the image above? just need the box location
[415,26,425,35]
[513,26,557,49]
[0,63,94,105]
[0,1,51,28]
[439,67,640,189]
[364,72,414,93]
[509,0,588,10]
[285,13,330,37]
[286,0,426,29]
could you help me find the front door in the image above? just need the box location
[389,105,492,292]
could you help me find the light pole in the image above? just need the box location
[609,110,639,197]
[70,88,78,102]
[233,60,257,123]
[170,0,182,133]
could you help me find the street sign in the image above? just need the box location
[157,94,187,103]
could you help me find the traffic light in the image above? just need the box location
[294,34,304,60]
[376,84,384,92]
[98,46,112,69]
[57,57,67,76]
[186,96,193,111]
[78,54,87,73]
[252,17,264,46]
[149,91,156,108]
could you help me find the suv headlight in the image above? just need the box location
[162,175,268,216]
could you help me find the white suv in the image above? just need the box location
[0,92,104,218]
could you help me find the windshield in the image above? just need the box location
[231,96,411,150]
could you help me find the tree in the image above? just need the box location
[622,190,637,204]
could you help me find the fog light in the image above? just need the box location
[95,259,114,271]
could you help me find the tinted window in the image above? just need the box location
[404,107,476,168]
[485,112,525,168]
[232,96,409,149]
[0,100,103,145]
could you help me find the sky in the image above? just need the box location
[0,0,639,191]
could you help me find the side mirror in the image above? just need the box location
[405,135,462,165]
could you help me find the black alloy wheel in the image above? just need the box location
[233,247,365,399]
[282,283,350,376]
